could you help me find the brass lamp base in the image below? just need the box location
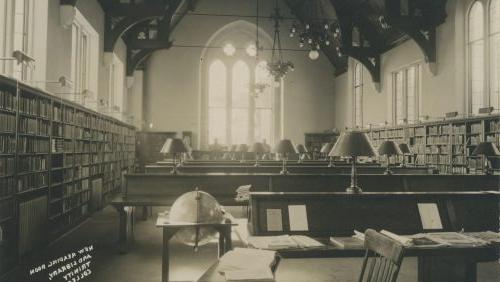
[346,186,362,194]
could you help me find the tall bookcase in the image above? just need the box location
[365,114,500,174]
[0,75,135,273]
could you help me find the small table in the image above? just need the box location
[156,214,236,282]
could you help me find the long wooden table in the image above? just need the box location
[112,174,499,253]
[241,191,499,282]
[197,242,498,282]
[145,164,433,174]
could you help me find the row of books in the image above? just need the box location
[19,137,50,153]
[0,157,15,176]
[486,120,500,132]
[426,145,449,154]
[451,135,464,144]
[0,113,15,132]
[0,89,15,111]
[469,123,482,134]
[0,135,15,154]
[0,176,16,198]
[427,135,449,144]
[452,124,466,134]
[19,95,50,117]
[18,172,49,192]
[428,125,450,135]
[18,156,47,173]
[425,154,449,164]
[19,117,50,136]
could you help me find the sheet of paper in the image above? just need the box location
[288,205,308,231]
[417,203,443,230]
[266,209,283,231]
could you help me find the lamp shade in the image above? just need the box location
[399,143,411,154]
[328,131,376,157]
[295,144,308,154]
[320,142,334,154]
[273,139,298,154]
[160,138,188,154]
[237,144,249,153]
[249,142,266,154]
[378,140,403,156]
[472,142,500,156]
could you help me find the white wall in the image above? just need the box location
[45,0,128,116]
[143,0,335,148]
[332,0,463,129]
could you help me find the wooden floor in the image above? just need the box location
[3,206,499,282]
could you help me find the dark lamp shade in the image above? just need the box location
[320,142,334,154]
[472,142,500,156]
[378,140,403,156]
[160,138,188,154]
[328,131,376,157]
[249,142,266,154]
[274,139,298,154]
[237,144,249,152]
[295,144,308,154]
[399,143,411,154]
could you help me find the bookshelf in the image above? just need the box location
[0,75,135,273]
[364,114,500,174]
[304,132,339,159]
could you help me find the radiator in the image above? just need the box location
[19,196,48,256]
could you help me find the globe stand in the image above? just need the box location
[156,216,236,282]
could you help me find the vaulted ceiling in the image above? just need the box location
[61,0,448,81]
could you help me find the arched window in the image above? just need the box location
[208,60,227,144]
[353,63,363,127]
[468,1,485,114]
[207,58,275,146]
[254,61,273,143]
[489,0,500,109]
[203,21,277,148]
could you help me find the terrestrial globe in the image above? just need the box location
[168,190,224,247]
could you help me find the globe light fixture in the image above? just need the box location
[308,49,320,60]
[222,43,236,56]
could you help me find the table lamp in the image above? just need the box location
[160,138,188,174]
[237,144,249,162]
[320,142,335,167]
[295,144,308,163]
[329,131,376,193]
[398,143,412,167]
[249,142,266,166]
[274,139,298,175]
[378,140,402,175]
[472,142,500,175]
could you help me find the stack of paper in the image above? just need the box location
[218,248,277,282]
[464,231,500,245]
[235,185,252,202]
[247,235,323,250]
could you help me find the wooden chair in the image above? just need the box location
[358,229,406,282]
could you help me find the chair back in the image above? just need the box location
[358,229,405,282]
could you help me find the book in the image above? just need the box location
[424,232,487,247]
[247,235,323,250]
[218,248,277,274]
[329,236,364,249]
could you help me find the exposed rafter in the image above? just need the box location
[283,0,447,83]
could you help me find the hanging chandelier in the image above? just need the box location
[288,0,341,60]
[267,0,294,82]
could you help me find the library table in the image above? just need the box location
[155,214,235,282]
[196,242,498,282]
